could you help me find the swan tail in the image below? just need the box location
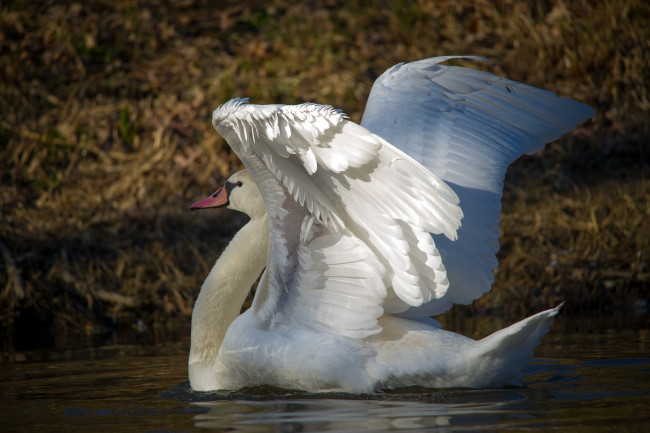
[467,304,562,387]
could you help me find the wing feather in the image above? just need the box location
[279,222,386,338]
[361,56,594,316]
[212,99,463,334]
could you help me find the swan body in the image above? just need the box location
[189,56,594,393]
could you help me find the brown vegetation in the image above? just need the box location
[1,0,648,348]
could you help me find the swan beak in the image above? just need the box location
[190,187,229,210]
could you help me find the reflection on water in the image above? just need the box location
[187,352,650,432]
[193,396,528,431]
[194,399,457,431]
[1,327,649,432]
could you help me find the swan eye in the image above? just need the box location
[236,181,243,187]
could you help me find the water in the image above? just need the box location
[2,328,649,432]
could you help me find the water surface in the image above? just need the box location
[2,328,649,432]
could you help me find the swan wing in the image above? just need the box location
[277,218,387,338]
[212,99,463,334]
[361,56,595,316]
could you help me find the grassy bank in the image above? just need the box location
[1,0,648,348]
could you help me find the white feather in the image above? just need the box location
[362,56,595,317]
[213,100,462,313]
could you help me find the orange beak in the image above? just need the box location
[190,185,229,210]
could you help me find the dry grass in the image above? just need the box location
[1,0,648,347]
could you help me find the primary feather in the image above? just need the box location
[362,56,595,316]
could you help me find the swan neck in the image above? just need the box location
[189,214,268,367]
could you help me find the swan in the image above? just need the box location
[188,56,594,393]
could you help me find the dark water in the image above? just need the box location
[2,329,649,432]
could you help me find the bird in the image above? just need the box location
[188,56,594,393]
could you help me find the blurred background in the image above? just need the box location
[1,0,648,351]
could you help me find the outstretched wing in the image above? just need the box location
[212,99,463,336]
[361,56,595,316]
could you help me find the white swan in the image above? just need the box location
[189,56,594,393]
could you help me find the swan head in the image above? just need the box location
[190,170,265,219]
